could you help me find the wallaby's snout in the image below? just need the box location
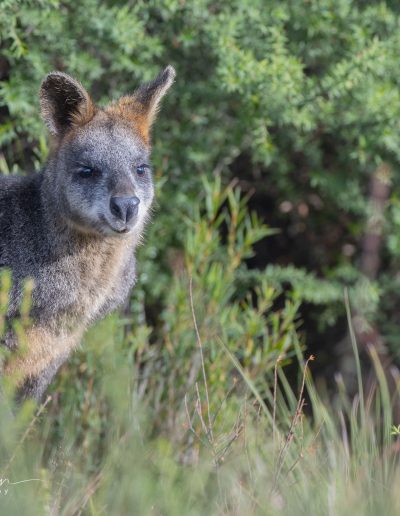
[110,195,140,229]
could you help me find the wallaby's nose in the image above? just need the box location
[110,196,140,224]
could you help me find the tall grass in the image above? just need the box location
[0,301,399,515]
[0,178,399,515]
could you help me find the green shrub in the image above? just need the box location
[2,0,400,345]
[2,1,400,514]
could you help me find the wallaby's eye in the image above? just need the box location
[77,165,95,178]
[136,164,150,176]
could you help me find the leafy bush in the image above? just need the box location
[1,1,400,514]
[2,0,400,348]
[0,267,399,514]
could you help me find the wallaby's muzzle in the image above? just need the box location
[110,195,140,229]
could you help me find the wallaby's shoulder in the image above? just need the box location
[0,172,42,207]
[0,172,46,267]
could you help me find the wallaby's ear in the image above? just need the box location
[111,65,175,143]
[105,65,176,144]
[40,72,96,136]
[132,65,176,127]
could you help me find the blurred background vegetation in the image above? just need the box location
[1,0,400,514]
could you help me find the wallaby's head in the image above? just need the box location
[39,66,175,236]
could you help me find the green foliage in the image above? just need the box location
[2,0,400,513]
[0,279,399,514]
[2,0,400,340]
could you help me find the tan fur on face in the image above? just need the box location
[105,98,151,145]
[104,65,176,145]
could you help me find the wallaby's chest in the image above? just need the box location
[76,242,135,319]
[31,239,136,328]
[2,234,137,391]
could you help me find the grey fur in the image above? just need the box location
[0,66,175,401]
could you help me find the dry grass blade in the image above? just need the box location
[1,395,52,477]
[273,355,314,490]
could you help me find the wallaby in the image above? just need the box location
[0,65,175,401]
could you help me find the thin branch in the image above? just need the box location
[273,354,283,450]
[189,276,214,444]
